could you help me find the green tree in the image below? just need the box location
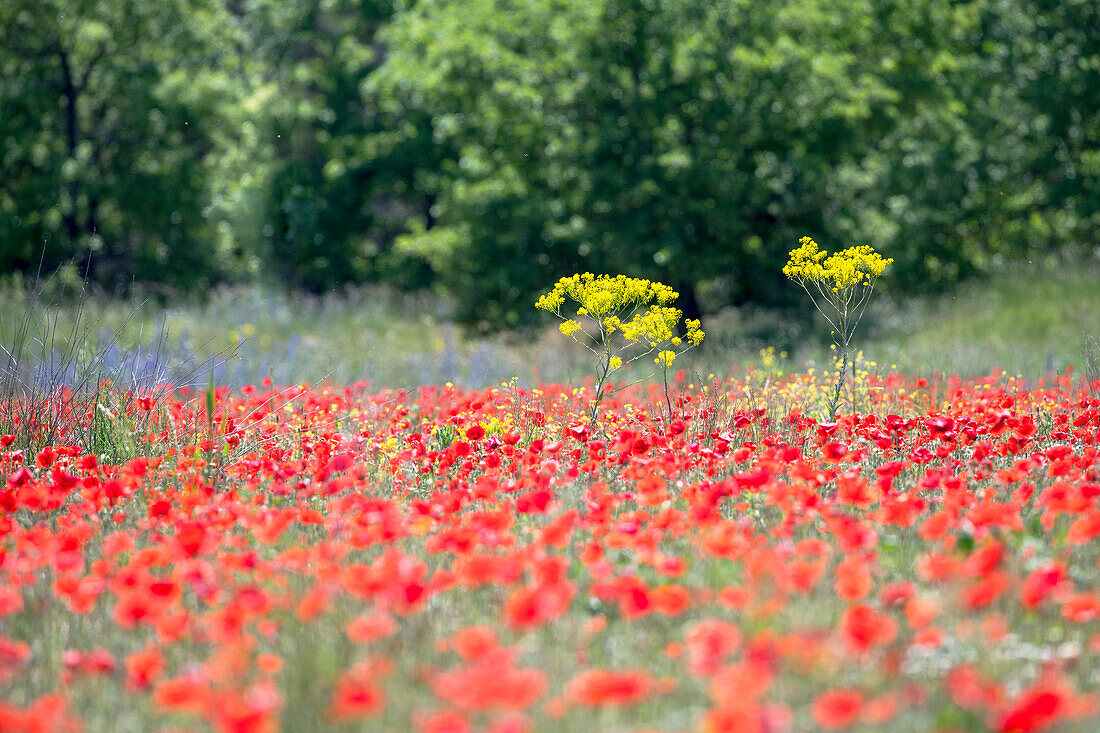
[829,0,1096,287]
[2,0,1092,316]
[374,0,961,329]
[235,0,436,292]
[999,0,1099,258]
[0,0,247,290]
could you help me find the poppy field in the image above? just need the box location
[2,366,1100,732]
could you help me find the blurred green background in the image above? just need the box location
[1,0,1098,383]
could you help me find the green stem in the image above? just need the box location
[662,363,673,422]
[589,335,612,432]
[827,345,848,422]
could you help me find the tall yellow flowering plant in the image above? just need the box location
[784,237,892,421]
[536,273,704,429]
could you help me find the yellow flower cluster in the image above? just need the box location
[538,272,707,427]
[620,305,680,345]
[537,273,705,373]
[683,319,704,346]
[535,273,679,318]
[783,236,892,290]
[654,350,676,366]
[559,320,582,336]
[783,236,891,421]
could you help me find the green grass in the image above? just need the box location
[860,256,1100,379]
[644,255,1100,385]
[0,281,575,391]
[2,255,1098,394]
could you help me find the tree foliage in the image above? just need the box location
[1,0,1096,326]
[0,0,245,290]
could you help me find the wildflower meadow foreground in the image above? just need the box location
[2,365,1100,733]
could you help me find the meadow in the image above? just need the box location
[2,261,1100,732]
[3,255,1099,392]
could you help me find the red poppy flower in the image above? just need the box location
[565,668,666,707]
[812,688,863,729]
[839,604,897,654]
[999,686,1066,732]
[330,666,385,721]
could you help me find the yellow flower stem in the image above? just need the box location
[662,360,673,422]
[589,323,613,431]
[828,346,848,421]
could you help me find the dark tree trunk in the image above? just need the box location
[676,280,704,335]
[57,45,82,244]
[424,192,436,229]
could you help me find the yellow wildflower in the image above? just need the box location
[559,320,582,336]
[783,236,891,421]
[536,272,706,429]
